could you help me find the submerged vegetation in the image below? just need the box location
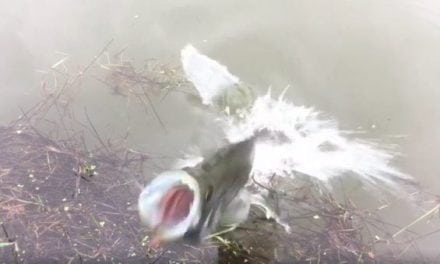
[0,41,439,263]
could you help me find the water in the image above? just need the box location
[1,0,440,259]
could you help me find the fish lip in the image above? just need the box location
[138,170,202,241]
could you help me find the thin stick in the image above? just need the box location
[61,39,114,97]
[139,84,167,133]
[83,107,111,155]
[392,203,440,238]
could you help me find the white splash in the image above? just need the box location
[181,45,240,105]
[227,91,410,187]
[181,44,411,190]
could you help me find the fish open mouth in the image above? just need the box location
[158,185,194,227]
[138,170,202,244]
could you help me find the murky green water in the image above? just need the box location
[1,0,440,259]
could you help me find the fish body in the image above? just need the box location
[182,136,255,243]
[138,135,256,245]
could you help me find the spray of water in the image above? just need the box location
[181,44,412,193]
[228,91,411,188]
[181,45,240,106]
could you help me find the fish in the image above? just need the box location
[138,135,256,247]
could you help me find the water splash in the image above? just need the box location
[227,91,410,188]
[181,44,411,191]
[181,45,240,106]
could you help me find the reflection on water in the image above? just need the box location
[1,0,440,261]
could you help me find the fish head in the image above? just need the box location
[138,170,202,246]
